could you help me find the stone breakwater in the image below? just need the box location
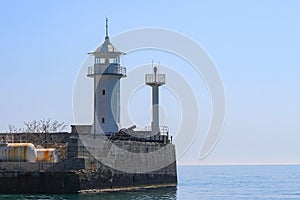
[0,160,177,194]
[0,131,177,194]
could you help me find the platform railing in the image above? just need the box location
[143,126,169,136]
[88,65,126,76]
[145,74,165,84]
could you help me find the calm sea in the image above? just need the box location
[1,165,300,199]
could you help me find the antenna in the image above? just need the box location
[158,61,160,72]
[105,17,109,39]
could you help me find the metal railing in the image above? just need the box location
[145,74,166,84]
[88,65,126,76]
[143,126,169,136]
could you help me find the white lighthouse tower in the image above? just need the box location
[87,18,126,135]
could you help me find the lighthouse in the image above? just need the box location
[87,18,126,135]
[146,66,166,135]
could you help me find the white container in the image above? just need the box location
[0,143,37,162]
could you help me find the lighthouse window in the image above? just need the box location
[102,90,105,95]
[95,58,106,64]
[109,58,116,63]
[102,118,105,123]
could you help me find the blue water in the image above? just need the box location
[1,165,300,199]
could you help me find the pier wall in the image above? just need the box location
[0,131,177,193]
[0,171,80,194]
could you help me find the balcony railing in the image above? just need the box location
[88,65,126,76]
[143,125,169,136]
[145,74,166,85]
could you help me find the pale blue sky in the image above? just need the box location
[0,1,300,164]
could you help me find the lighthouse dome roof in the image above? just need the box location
[94,37,122,54]
[89,18,125,56]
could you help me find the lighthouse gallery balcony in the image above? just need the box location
[145,73,166,85]
[87,64,126,77]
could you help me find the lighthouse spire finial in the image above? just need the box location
[105,17,109,39]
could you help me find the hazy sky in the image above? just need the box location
[0,1,300,165]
